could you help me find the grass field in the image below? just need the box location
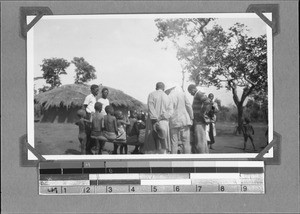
[34,122,268,155]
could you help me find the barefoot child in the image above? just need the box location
[206,93,218,149]
[242,118,256,151]
[90,102,106,154]
[102,105,118,149]
[114,110,130,154]
[75,109,89,154]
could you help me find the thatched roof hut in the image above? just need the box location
[34,84,147,123]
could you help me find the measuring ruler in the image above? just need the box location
[39,161,264,195]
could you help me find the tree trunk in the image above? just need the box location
[237,103,244,134]
[228,80,246,135]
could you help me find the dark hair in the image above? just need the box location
[114,110,123,119]
[105,105,114,114]
[130,109,137,116]
[90,84,99,91]
[156,82,165,90]
[137,112,146,122]
[94,102,103,112]
[102,87,109,93]
[187,84,197,92]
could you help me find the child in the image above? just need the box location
[242,118,256,151]
[75,109,89,155]
[206,93,218,149]
[114,110,130,154]
[127,110,146,154]
[102,105,118,144]
[90,102,106,154]
[83,84,99,154]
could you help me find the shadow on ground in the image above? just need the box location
[64,149,82,155]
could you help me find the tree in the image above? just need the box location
[72,57,97,84]
[40,58,70,89]
[38,85,51,93]
[155,19,267,131]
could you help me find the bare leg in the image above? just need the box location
[79,138,87,155]
[249,136,256,151]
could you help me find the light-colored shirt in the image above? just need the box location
[98,98,110,115]
[148,89,171,121]
[168,86,193,128]
[83,94,97,113]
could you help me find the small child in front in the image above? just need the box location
[114,110,130,154]
[90,102,105,154]
[242,118,256,151]
[75,109,89,155]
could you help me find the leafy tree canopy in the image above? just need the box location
[155,18,268,127]
[41,58,70,89]
[72,57,97,84]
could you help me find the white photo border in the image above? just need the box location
[27,13,273,160]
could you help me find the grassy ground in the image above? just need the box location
[34,122,268,155]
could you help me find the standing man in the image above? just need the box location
[98,88,110,115]
[167,86,194,154]
[187,84,211,154]
[83,84,99,154]
[143,82,172,154]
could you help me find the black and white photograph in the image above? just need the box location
[1,1,299,213]
[28,13,273,160]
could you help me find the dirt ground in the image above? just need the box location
[34,122,268,155]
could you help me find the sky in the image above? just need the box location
[31,14,268,106]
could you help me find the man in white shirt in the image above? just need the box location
[98,88,110,115]
[83,84,99,119]
[167,86,194,154]
[143,82,172,154]
[83,84,99,154]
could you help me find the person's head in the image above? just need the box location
[187,84,197,96]
[244,118,250,124]
[105,105,114,115]
[156,82,165,91]
[94,102,103,113]
[77,109,86,119]
[137,111,146,122]
[208,93,214,101]
[101,88,109,99]
[129,109,137,118]
[90,84,99,96]
[114,110,123,119]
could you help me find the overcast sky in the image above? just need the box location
[31,14,268,106]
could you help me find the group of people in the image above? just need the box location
[141,82,218,154]
[75,82,258,155]
[75,82,220,155]
[76,85,146,155]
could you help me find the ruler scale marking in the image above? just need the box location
[39,161,264,194]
